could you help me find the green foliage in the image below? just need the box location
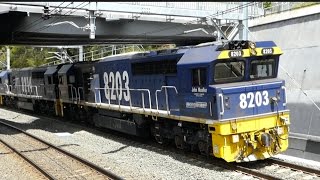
[0,44,176,69]
[143,44,175,51]
[0,47,6,69]
[263,2,272,9]
[11,46,57,69]
[292,2,319,10]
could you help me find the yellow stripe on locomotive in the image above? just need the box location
[217,41,283,60]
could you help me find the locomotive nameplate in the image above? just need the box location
[228,50,243,58]
[261,48,274,55]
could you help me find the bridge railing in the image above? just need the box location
[118,2,264,18]
[70,45,145,62]
[249,2,320,19]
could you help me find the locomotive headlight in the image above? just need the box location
[224,96,230,109]
[276,90,281,101]
[280,116,290,125]
[232,134,239,143]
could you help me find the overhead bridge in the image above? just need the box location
[0,2,264,45]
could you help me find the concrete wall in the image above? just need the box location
[248,5,320,161]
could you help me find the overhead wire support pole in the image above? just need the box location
[242,1,249,40]
[79,46,83,62]
[209,18,228,41]
[88,2,97,39]
[6,46,10,70]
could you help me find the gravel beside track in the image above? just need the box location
[1,107,320,180]
[0,141,47,180]
[0,123,112,180]
[0,108,244,180]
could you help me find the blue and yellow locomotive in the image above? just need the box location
[0,40,290,162]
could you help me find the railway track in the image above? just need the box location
[1,107,320,180]
[241,158,320,180]
[0,120,123,180]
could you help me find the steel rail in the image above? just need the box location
[1,107,313,180]
[0,138,54,180]
[268,158,320,176]
[231,164,282,180]
[0,107,282,180]
[0,120,124,180]
[204,158,282,180]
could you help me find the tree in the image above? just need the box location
[0,44,176,69]
[263,2,272,9]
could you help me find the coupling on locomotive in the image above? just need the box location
[0,40,290,162]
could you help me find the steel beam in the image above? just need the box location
[2,13,217,45]
[2,2,251,20]
[79,46,83,62]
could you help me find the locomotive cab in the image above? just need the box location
[58,64,75,101]
[208,41,289,162]
[44,65,62,100]
[176,40,289,162]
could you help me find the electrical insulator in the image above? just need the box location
[42,6,51,20]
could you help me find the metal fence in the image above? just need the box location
[118,2,265,18]
[256,2,320,18]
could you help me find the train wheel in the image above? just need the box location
[153,123,170,145]
[174,135,185,149]
[198,140,212,156]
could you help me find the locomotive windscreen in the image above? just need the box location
[250,58,275,80]
[214,61,245,83]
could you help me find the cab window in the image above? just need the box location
[250,59,275,80]
[192,68,206,87]
[214,61,245,83]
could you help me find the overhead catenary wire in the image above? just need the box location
[13,2,68,36]
[279,65,320,112]
[31,2,89,34]
[104,2,255,42]
[12,2,89,39]
[12,2,255,43]
[27,2,84,33]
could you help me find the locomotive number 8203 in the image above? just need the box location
[103,71,130,101]
[239,91,269,109]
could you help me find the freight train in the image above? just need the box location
[0,40,290,162]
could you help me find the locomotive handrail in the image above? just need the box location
[218,93,224,116]
[2,83,10,94]
[8,85,12,93]
[282,86,287,106]
[72,87,77,102]
[67,84,78,102]
[39,84,45,96]
[11,85,40,98]
[77,87,84,102]
[68,84,73,100]
[32,86,39,97]
[129,88,151,111]
[155,86,178,114]
[94,87,152,111]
